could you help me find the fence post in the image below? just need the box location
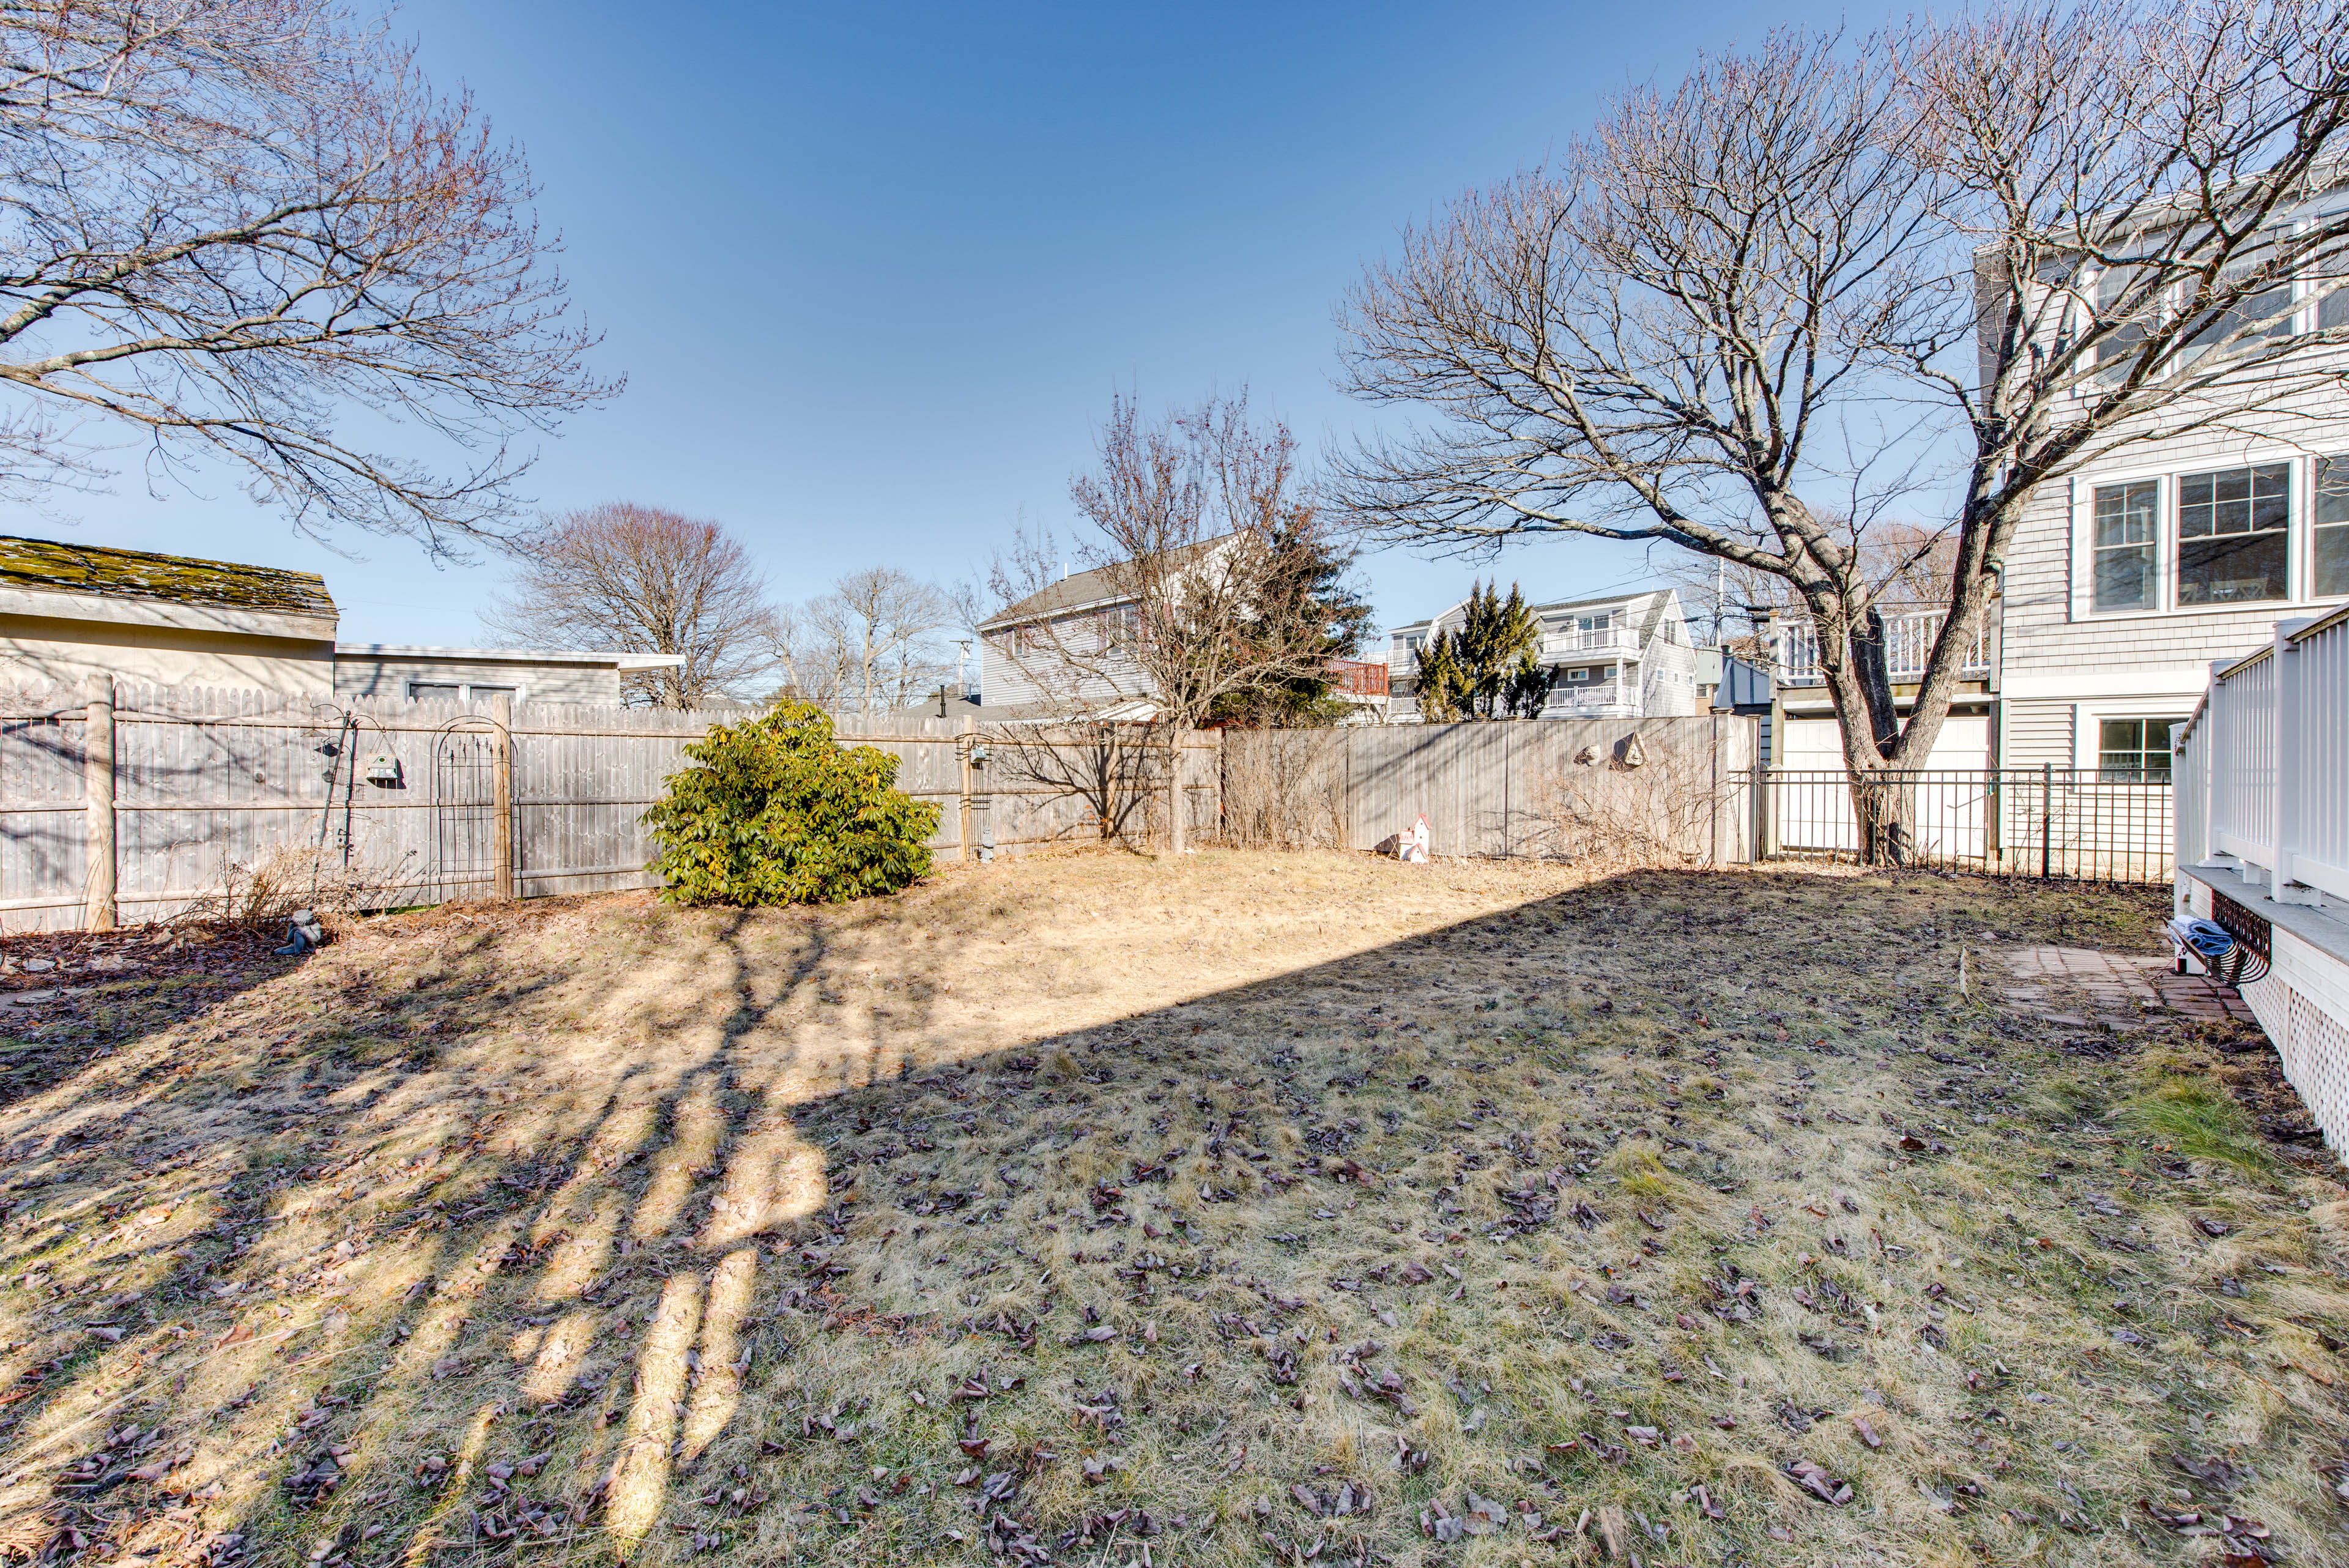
[1709,710,1721,868]
[959,714,976,862]
[2040,762,2052,881]
[2274,616,2320,903]
[82,673,116,930]
[491,693,516,901]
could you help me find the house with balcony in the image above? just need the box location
[1383,589,1699,721]
[1759,603,2000,770]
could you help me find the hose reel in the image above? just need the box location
[2167,915,2271,988]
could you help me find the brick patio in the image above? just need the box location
[1998,945,2257,1031]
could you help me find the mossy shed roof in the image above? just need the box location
[0,536,335,617]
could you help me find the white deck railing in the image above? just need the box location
[1540,626,1636,659]
[1772,608,1992,685]
[1544,681,1637,715]
[2176,603,2349,903]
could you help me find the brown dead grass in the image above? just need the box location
[0,851,2340,1568]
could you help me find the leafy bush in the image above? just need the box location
[644,702,938,905]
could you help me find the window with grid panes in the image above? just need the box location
[2316,455,2349,598]
[2176,463,2289,605]
[2092,479,2158,611]
[2097,718,2183,783]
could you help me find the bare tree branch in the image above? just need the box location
[0,0,615,554]
[1334,3,2349,859]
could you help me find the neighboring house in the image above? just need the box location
[1759,602,1999,771]
[333,644,685,708]
[976,543,1390,721]
[1382,589,1699,721]
[0,536,679,705]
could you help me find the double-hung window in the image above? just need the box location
[2315,455,2349,598]
[2091,480,2158,611]
[2176,463,2290,606]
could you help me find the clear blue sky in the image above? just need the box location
[45,0,1860,648]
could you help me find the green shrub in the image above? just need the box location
[643,702,938,906]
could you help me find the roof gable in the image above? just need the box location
[978,537,1230,631]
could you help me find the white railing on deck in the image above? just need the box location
[1540,626,1636,658]
[2178,603,2349,904]
[1772,608,1991,685]
[1545,682,1637,715]
[2172,710,2209,869]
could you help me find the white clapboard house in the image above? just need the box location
[976,541,1390,721]
[1757,212,2349,779]
[1382,589,1700,722]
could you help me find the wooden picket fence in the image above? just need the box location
[1220,716,1759,864]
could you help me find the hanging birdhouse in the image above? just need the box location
[363,752,404,786]
[1620,732,1648,769]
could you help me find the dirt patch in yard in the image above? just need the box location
[0,852,2340,1568]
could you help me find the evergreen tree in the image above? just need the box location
[1419,581,1541,720]
[1414,630,1469,721]
[1205,526,1378,726]
[1504,647,1551,718]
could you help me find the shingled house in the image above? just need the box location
[0,535,677,705]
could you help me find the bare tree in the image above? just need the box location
[1657,519,1961,645]
[1335,4,2349,860]
[985,718,1168,846]
[0,0,613,554]
[769,570,958,714]
[770,600,855,710]
[986,393,1356,852]
[484,503,778,708]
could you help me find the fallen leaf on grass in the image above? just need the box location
[1786,1457,1852,1505]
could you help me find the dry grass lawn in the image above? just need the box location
[0,850,2342,1568]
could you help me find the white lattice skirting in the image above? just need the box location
[2180,865,2349,1152]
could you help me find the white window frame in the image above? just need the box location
[2083,471,2165,617]
[407,679,527,707]
[2072,705,2192,777]
[2070,446,2318,620]
[2306,450,2349,601]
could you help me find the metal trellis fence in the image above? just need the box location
[1760,765,2172,883]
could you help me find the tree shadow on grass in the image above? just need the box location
[0,867,2309,1568]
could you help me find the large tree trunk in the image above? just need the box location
[1813,599,1921,867]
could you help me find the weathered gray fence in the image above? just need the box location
[0,687,1234,932]
[0,682,743,931]
[833,715,1223,855]
[1221,717,1758,864]
[2,682,1759,933]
